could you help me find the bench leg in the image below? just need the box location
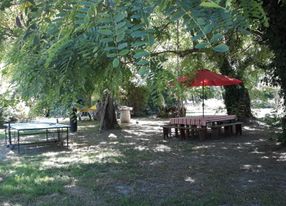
[211,126,222,137]
[175,128,179,137]
[224,125,232,136]
[236,124,242,135]
[198,127,207,140]
[163,127,170,139]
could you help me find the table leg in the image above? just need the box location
[8,123,12,146]
[175,127,179,137]
[179,124,186,139]
[199,126,207,140]
[186,125,190,138]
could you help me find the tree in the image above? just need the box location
[0,0,268,129]
[261,0,286,144]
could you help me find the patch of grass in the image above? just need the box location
[0,162,71,200]
[114,197,151,206]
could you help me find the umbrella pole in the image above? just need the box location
[202,82,205,117]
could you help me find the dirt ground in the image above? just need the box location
[0,118,286,206]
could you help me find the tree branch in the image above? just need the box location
[151,48,203,57]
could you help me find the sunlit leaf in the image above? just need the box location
[112,58,120,68]
[195,42,209,49]
[200,1,224,9]
[212,44,229,52]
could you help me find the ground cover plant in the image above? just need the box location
[0,119,285,206]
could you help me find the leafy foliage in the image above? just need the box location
[0,0,270,120]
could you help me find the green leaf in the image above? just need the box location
[118,42,128,50]
[104,47,117,52]
[115,21,127,30]
[210,33,224,43]
[136,59,149,65]
[200,1,223,9]
[203,24,213,34]
[192,33,203,42]
[195,42,209,49]
[107,53,118,58]
[212,44,229,52]
[196,18,206,25]
[98,29,112,35]
[119,49,129,56]
[131,41,146,47]
[112,58,120,68]
[133,50,149,59]
[116,33,125,42]
[114,12,126,23]
[131,31,147,38]
[101,37,113,43]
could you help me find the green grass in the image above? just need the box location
[0,121,286,206]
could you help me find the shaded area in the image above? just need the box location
[0,119,285,206]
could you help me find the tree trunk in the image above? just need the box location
[224,84,252,121]
[220,57,253,121]
[98,93,119,131]
[70,107,78,133]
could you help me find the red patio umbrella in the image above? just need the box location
[177,69,242,116]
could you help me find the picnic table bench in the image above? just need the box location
[161,115,243,140]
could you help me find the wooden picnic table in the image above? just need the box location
[166,115,241,139]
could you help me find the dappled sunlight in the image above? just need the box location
[153,144,171,152]
[240,164,262,172]
[108,133,118,139]
[273,152,286,162]
[78,124,97,129]
[244,126,257,131]
[251,147,265,155]
[0,202,22,206]
[39,147,125,169]
[1,119,285,205]
[134,145,149,151]
[184,176,195,184]
[261,156,270,159]
[192,145,215,150]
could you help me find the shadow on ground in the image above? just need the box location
[0,118,285,206]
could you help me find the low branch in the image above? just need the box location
[151,48,202,57]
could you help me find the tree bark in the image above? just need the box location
[98,93,119,131]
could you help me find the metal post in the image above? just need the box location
[8,122,12,146]
[202,83,205,117]
[17,130,20,153]
[4,126,7,146]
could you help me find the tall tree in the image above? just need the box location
[0,0,268,129]
[261,0,286,143]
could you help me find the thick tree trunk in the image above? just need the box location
[224,84,252,121]
[220,57,253,121]
[98,93,119,131]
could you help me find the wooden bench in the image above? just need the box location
[210,122,243,136]
[161,124,209,140]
